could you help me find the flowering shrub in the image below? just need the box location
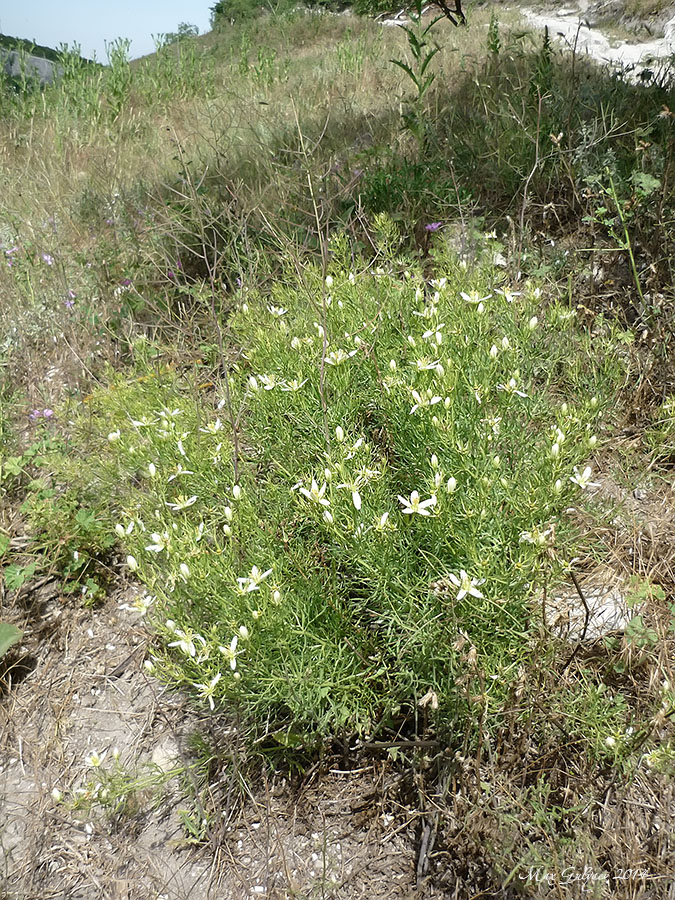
[87,241,623,744]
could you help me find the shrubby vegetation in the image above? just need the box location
[1,1,674,890]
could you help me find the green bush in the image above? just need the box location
[77,231,623,746]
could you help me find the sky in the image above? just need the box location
[0,1,215,61]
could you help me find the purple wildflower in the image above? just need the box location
[42,253,54,265]
[425,222,442,233]
[120,278,132,287]
[43,409,54,418]
[167,270,175,280]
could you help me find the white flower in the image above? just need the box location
[51,788,63,802]
[145,532,167,552]
[528,316,539,330]
[570,466,599,489]
[259,374,278,390]
[281,378,307,392]
[199,418,223,434]
[501,336,510,350]
[398,491,437,516]
[497,378,528,398]
[410,389,442,414]
[179,562,190,579]
[325,275,333,288]
[232,485,242,500]
[148,462,157,477]
[461,290,491,305]
[126,555,138,572]
[85,750,107,767]
[219,635,240,671]
[415,358,440,371]
[165,495,198,511]
[192,672,222,711]
[168,628,202,657]
[323,509,334,524]
[237,565,272,593]
[446,476,457,493]
[108,430,121,442]
[238,625,250,640]
[325,348,357,366]
[298,478,330,507]
[389,359,397,372]
[495,288,521,303]
[167,463,194,482]
[448,570,485,601]
[272,590,282,604]
[268,305,287,317]
[375,512,390,531]
[489,344,499,359]
[519,526,553,546]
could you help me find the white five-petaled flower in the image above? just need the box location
[199,418,223,434]
[448,570,485,600]
[258,374,278,390]
[168,628,206,658]
[569,466,599,489]
[85,750,107,768]
[145,532,168,552]
[398,491,437,516]
[237,565,273,593]
[281,378,307,392]
[497,378,528,398]
[325,348,358,366]
[192,672,222,710]
[337,480,363,511]
[165,494,198,512]
[268,305,287,317]
[298,478,330,507]
[461,290,492,305]
[410,389,442,414]
[495,288,521,303]
[219,635,240,670]
[167,463,194,482]
[519,525,553,546]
